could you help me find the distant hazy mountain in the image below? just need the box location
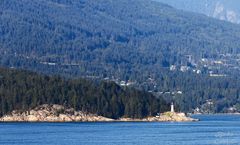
[155,0,240,24]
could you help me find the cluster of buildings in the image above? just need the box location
[169,53,240,77]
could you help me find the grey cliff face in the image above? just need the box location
[155,0,240,24]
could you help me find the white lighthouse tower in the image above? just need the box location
[171,102,175,113]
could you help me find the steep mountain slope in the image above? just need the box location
[1,0,240,77]
[1,0,240,113]
[156,0,240,24]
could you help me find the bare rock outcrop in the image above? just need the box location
[0,104,114,122]
[156,112,198,122]
[119,112,198,122]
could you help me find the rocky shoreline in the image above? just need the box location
[0,104,198,122]
[118,112,198,122]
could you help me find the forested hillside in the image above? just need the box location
[1,0,240,77]
[0,68,168,119]
[156,72,240,113]
[1,0,240,113]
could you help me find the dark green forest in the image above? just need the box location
[0,68,168,119]
[152,71,240,113]
[1,66,240,116]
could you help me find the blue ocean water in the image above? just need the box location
[0,115,240,145]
